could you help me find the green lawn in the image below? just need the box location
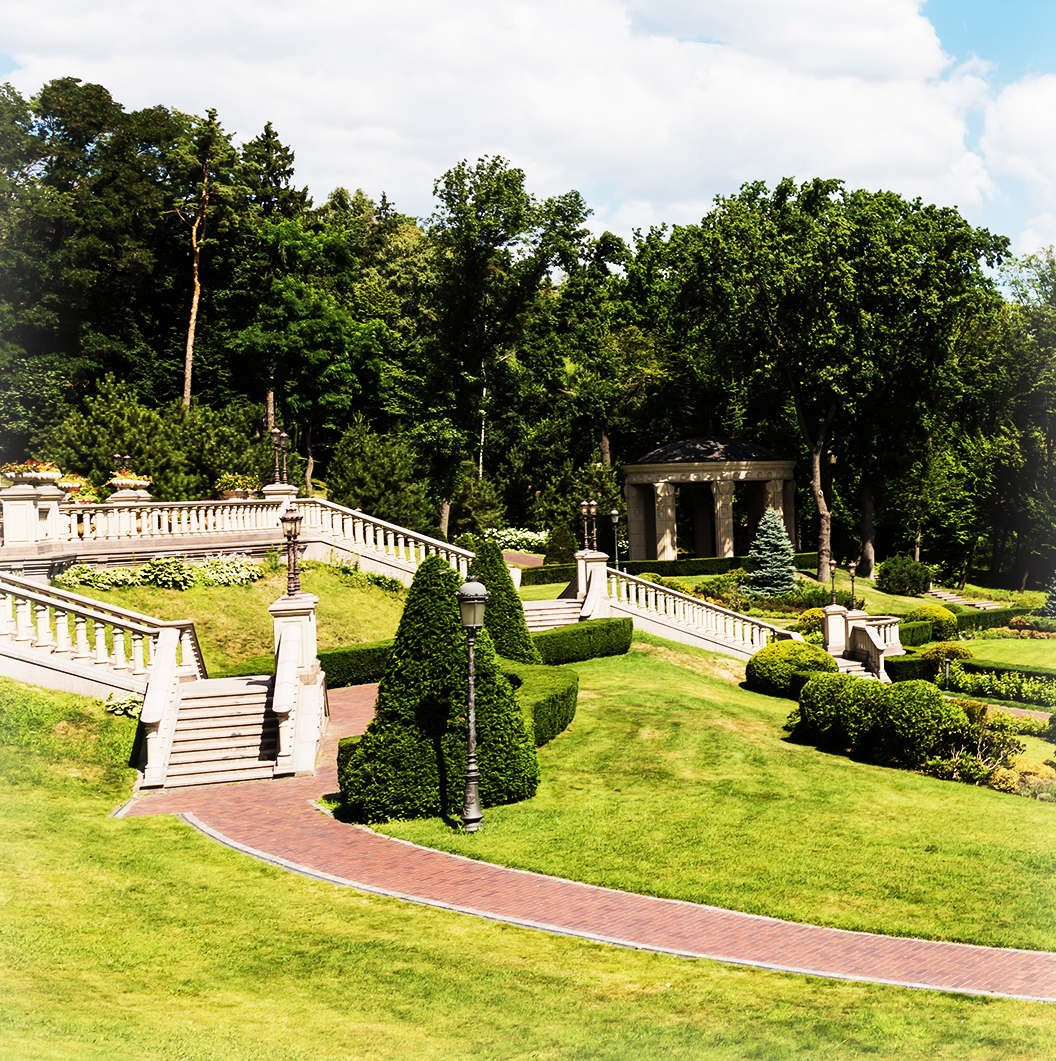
[378,635,1056,952]
[66,565,405,674]
[966,639,1056,670]
[2,678,1055,1061]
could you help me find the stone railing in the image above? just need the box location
[0,570,206,684]
[59,498,282,544]
[849,623,889,682]
[862,615,904,655]
[607,568,801,653]
[296,499,474,577]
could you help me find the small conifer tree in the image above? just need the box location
[1042,572,1056,619]
[744,507,798,597]
[543,522,576,565]
[468,539,543,664]
[338,555,538,822]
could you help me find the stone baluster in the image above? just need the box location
[74,615,91,658]
[14,597,33,641]
[54,608,72,653]
[93,620,108,664]
[131,632,146,674]
[113,627,127,670]
[180,628,194,669]
[0,590,12,638]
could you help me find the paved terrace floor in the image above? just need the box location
[117,685,1056,1003]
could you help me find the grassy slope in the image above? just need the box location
[965,639,1056,669]
[379,635,1056,952]
[67,566,404,673]
[2,679,1055,1061]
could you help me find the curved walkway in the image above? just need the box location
[117,685,1056,1003]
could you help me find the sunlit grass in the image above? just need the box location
[2,677,1055,1060]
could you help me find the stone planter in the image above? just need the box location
[219,489,253,501]
[6,470,62,486]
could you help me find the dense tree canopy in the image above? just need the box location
[1,77,1053,589]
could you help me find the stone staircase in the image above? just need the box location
[924,589,1003,611]
[161,676,278,788]
[522,599,583,632]
[834,657,881,681]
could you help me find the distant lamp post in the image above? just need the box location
[579,500,590,550]
[280,505,303,595]
[113,453,132,474]
[588,499,598,550]
[848,561,858,611]
[829,558,838,606]
[270,427,282,483]
[456,577,489,833]
[610,509,620,569]
[279,431,290,484]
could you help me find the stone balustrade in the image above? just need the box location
[0,571,206,690]
[607,568,800,654]
[60,498,281,544]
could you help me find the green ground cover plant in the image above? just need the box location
[378,635,1056,952]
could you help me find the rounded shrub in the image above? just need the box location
[338,555,538,822]
[796,608,825,635]
[903,604,957,642]
[793,673,857,745]
[745,640,838,698]
[920,642,974,664]
[876,555,932,596]
[468,539,543,665]
[879,680,967,766]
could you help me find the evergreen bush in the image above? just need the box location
[468,539,543,664]
[903,604,958,641]
[338,556,538,822]
[543,522,577,565]
[1043,574,1056,619]
[532,618,633,666]
[744,640,838,697]
[897,621,933,647]
[875,555,932,596]
[743,508,798,596]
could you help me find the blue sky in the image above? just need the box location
[3,1,1056,255]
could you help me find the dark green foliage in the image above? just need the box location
[743,508,798,596]
[903,604,958,641]
[920,642,974,664]
[897,621,934,647]
[1043,574,1056,619]
[319,640,394,687]
[327,418,437,536]
[744,640,838,697]
[520,564,577,587]
[885,652,936,682]
[543,522,577,565]
[499,659,579,747]
[791,673,859,746]
[955,607,1033,632]
[876,555,932,596]
[338,555,537,822]
[468,539,543,664]
[619,554,819,578]
[880,681,967,767]
[532,617,633,666]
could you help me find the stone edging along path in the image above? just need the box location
[115,685,1056,1004]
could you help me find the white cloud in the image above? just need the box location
[982,75,1056,204]
[0,0,1023,237]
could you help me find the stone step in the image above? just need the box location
[176,699,270,720]
[162,763,276,786]
[522,600,581,632]
[168,742,277,766]
[171,728,278,753]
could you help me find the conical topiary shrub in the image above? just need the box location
[468,539,543,664]
[338,555,539,823]
[744,507,798,597]
[1042,572,1056,619]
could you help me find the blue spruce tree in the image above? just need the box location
[744,507,798,597]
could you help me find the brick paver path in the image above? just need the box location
[119,685,1056,1002]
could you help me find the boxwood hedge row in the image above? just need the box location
[532,617,633,665]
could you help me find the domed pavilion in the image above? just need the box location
[622,437,797,562]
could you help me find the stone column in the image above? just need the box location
[653,481,677,561]
[823,604,848,655]
[0,485,41,546]
[624,482,648,562]
[36,484,64,542]
[713,480,734,558]
[782,480,797,548]
[765,479,784,519]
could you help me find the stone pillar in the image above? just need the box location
[269,592,320,664]
[576,549,611,618]
[765,479,784,519]
[624,482,648,562]
[782,480,797,548]
[36,484,64,542]
[823,604,848,655]
[653,481,677,561]
[0,485,41,546]
[692,483,714,557]
[713,481,734,558]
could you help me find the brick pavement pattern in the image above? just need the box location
[119,685,1056,1002]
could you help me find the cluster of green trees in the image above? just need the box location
[1,78,1053,587]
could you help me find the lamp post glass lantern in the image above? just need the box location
[829,559,838,606]
[579,500,590,551]
[588,499,598,550]
[848,561,857,611]
[456,577,489,833]
[280,505,302,595]
[610,509,620,569]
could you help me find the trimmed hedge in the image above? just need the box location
[903,604,958,641]
[744,640,839,698]
[622,553,819,578]
[520,564,577,587]
[319,640,394,686]
[532,617,633,665]
[962,658,1056,682]
[886,651,935,682]
[500,659,579,747]
[955,607,1032,632]
[897,621,933,647]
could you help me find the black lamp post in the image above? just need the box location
[270,427,282,483]
[610,509,620,569]
[113,453,132,474]
[579,500,590,551]
[456,577,489,833]
[279,431,290,484]
[588,499,598,550]
[848,561,857,611]
[280,505,302,595]
[829,558,837,606]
